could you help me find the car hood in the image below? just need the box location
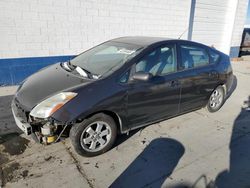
[15,63,90,111]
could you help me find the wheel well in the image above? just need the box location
[78,110,122,134]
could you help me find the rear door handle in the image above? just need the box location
[170,80,179,87]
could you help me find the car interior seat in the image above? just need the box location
[182,49,194,69]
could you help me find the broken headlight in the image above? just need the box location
[30,92,77,119]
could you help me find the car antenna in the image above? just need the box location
[178,28,188,39]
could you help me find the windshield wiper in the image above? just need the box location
[66,61,100,79]
[61,61,73,71]
[75,66,89,78]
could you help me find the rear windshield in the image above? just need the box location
[70,41,142,76]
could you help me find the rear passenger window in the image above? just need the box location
[180,45,209,70]
[209,49,220,64]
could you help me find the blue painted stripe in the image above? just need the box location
[0,55,75,86]
[229,46,240,58]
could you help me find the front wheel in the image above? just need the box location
[207,85,225,113]
[70,113,117,157]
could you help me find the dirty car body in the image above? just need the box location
[12,37,234,156]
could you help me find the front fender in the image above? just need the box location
[51,80,129,132]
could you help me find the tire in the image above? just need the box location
[207,85,225,113]
[70,113,117,157]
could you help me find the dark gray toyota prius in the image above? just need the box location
[12,37,234,157]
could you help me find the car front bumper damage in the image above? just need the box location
[11,100,66,144]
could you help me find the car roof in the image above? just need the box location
[110,36,173,47]
[110,36,218,53]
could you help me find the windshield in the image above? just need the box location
[70,41,142,77]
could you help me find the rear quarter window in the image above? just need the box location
[209,49,220,64]
[180,45,209,70]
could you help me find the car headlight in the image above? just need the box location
[30,92,77,119]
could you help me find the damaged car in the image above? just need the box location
[12,37,234,157]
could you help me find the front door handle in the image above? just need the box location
[209,71,218,78]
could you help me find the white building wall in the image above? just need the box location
[191,0,248,55]
[0,0,191,59]
[192,0,233,53]
[230,0,249,52]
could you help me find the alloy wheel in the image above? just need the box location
[80,121,112,152]
[210,89,223,109]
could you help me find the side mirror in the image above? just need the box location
[132,72,152,81]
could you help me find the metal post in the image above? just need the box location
[188,0,196,40]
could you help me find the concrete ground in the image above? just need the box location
[0,61,250,188]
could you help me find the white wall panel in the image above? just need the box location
[192,0,248,55]
[0,0,191,58]
[0,0,248,58]
[231,0,249,47]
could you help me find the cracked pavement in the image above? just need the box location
[0,61,250,188]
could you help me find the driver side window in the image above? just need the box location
[135,45,176,76]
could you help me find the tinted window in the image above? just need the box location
[180,45,209,70]
[136,45,176,76]
[209,49,220,64]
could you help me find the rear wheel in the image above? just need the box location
[207,85,225,112]
[70,113,117,157]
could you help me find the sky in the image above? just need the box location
[246,0,250,25]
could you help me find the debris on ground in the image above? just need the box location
[1,162,20,186]
[141,140,146,144]
[44,156,52,161]
[141,138,147,145]
[95,163,99,168]
[21,170,29,179]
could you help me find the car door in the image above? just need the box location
[177,42,219,113]
[127,43,181,128]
